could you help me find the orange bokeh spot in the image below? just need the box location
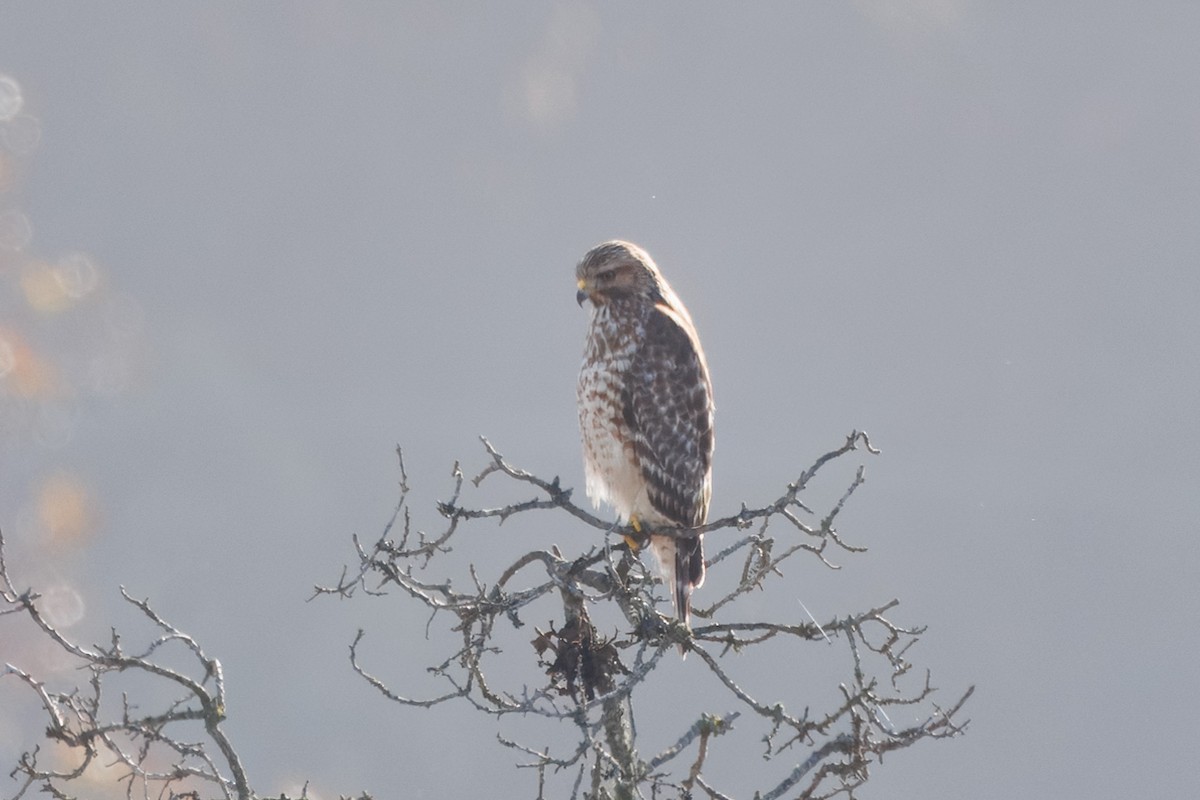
[0,327,58,397]
[37,473,97,548]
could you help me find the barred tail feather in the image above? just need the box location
[675,534,705,628]
[651,533,705,656]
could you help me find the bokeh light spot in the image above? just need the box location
[1,113,43,155]
[0,75,23,121]
[853,0,967,39]
[40,582,86,628]
[21,259,76,312]
[37,473,97,548]
[522,66,577,130]
[0,328,58,397]
[0,208,33,250]
[55,252,101,299]
[509,2,598,132]
[48,741,127,795]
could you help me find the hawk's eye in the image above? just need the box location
[596,268,616,282]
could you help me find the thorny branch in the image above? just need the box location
[314,431,971,798]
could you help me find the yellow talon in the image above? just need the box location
[623,514,643,551]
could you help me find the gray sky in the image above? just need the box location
[2,3,1198,797]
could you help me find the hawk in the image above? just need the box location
[575,240,715,636]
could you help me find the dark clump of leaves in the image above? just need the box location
[534,610,628,701]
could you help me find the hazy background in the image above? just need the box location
[2,3,1198,798]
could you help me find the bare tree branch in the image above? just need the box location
[315,433,971,798]
[4,430,968,799]
[2,527,255,800]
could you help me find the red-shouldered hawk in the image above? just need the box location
[575,240,715,640]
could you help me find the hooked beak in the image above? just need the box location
[576,278,589,307]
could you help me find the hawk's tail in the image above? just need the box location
[651,533,706,656]
[674,533,706,629]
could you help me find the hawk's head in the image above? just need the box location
[576,241,665,307]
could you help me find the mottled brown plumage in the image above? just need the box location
[575,241,714,638]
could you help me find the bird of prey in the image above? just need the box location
[575,240,715,637]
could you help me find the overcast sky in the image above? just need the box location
[2,3,1198,798]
